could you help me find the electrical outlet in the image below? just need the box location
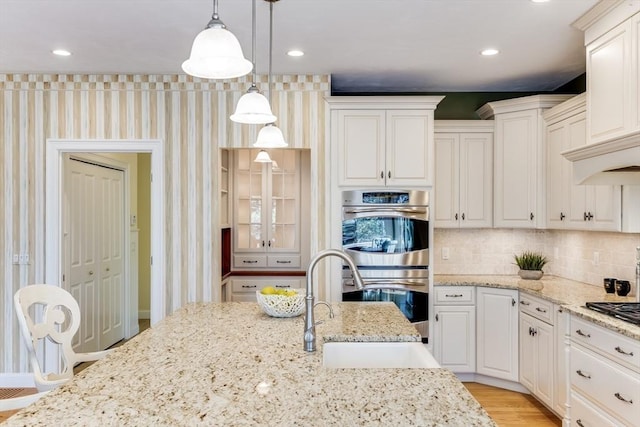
[442,247,450,260]
[593,251,599,266]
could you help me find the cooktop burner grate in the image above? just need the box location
[585,302,640,325]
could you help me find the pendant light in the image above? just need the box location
[254,149,272,163]
[182,0,253,80]
[254,0,287,148]
[230,0,276,124]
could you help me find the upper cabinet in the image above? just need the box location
[543,94,622,232]
[434,121,494,228]
[574,2,640,145]
[477,95,573,229]
[327,96,444,188]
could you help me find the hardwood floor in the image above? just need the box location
[464,382,562,426]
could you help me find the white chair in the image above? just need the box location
[14,284,112,391]
[0,391,50,411]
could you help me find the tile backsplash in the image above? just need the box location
[434,228,640,288]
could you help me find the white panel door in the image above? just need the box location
[338,110,385,186]
[433,305,476,373]
[434,134,460,227]
[460,133,492,228]
[545,121,568,228]
[65,157,125,353]
[386,110,432,186]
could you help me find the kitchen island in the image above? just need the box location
[5,302,495,426]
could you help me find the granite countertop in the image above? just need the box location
[5,302,495,426]
[435,274,640,340]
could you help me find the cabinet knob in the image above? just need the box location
[388,171,391,179]
[435,314,439,322]
[512,298,516,306]
[587,212,593,220]
[461,213,465,221]
[583,212,588,221]
[455,213,458,220]
[380,171,384,179]
[88,270,94,276]
[560,212,565,221]
[530,212,534,221]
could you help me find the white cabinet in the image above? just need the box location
[477,95,572,228]
[220,149,232,228]
[569,315,640,427]
[327,96,444,188]
[233,149,301,269]
[476,287,519,381]
[519,294,555,410]
[228,277,304,302]
[543,95,622,232]
[432,286,476,373]
[434,121,493,228]
[575,4,640,145]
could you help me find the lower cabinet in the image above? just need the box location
[476,287,519,381]
[519,310,554,409]
[228,277,305,302]
[433,286,476,373]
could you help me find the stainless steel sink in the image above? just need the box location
[322,342,441,369]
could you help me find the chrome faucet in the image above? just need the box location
[303,249,365,352]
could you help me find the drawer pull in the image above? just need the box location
[576,370,591,379]
[614,346,634,356]
[576,420,585,427]
[535,307,547,313]
[243,260,258,264]
[576,329,591,338]
[445,294,463,298]
[276,260,292,264]
[275,285,291,288]
[614,393,633,404]
[241,285,257,288]
[520,301,530,306]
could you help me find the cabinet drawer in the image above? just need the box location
[571,316,640,371]
[519,293,553,325]
[434,286,475,304]
[231,278,303,293]
[571,392,618,427]
[570,345,640,426]
[267,255,300,268]
[234,255,267,268]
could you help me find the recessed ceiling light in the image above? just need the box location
[52,49,72,57]
[481,49,500,56]
[531,0,550,3]
[287,50,304,57]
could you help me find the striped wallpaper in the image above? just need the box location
[0,73,330,375]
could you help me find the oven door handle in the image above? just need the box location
[344,207,428,215]
[360,280,428,288]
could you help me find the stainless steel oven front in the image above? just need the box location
[341,190,430,342]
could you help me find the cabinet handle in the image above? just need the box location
[576,329,591,338]
[560,212,565,221]
[380,171,384,179]
[614,392,633,404]
[435,314,439,322]
[530,212,534,220]
[535,307,547,313]
[583,212,588,221]
[520,301,530,306]
[275,285,291,288]
[241,285,257,288]
[512,298,516,307]
[262,241,266,247]
[268,241,272,247]
[388,171,391,179]
[445,294,463,298]
[614,346,634,356]
[455,213,458,220]
[576,369,591,379]
[243,260,258,264]
[276,260,291,264]
[587,212,593,220]
[461,213,465,220]
[529,326,533,336]
[576,420,585,427]
[558,307,563,313]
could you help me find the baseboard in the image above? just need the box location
[138,310,150,320]
[454,373,529,394]
[0,373,36,388]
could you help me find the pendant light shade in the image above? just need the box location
[231,86,276,124]
[254,149,272,163]
[182,0,252,80]
[255,123,287,148]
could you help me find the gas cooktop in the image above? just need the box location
[585,302,640,326]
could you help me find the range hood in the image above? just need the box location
[562,133,640,185]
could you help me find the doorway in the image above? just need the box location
[45,139,165,373]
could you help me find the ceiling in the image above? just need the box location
[0,0,599,92]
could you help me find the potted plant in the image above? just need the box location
[514,251,548,280]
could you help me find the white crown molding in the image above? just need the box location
[476,95,574,119]
[542,93,586,123]
[325,96,445,110]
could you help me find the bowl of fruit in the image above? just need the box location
[256,287,306,318]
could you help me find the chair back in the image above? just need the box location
[14,284,83,391]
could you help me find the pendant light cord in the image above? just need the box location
[213,0,219,19]
[251,0,257,83]
[268,1,274,104]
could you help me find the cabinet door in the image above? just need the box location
[588,185,622,231]
[434,134,460,228]
[433,305,476,373]
[519,313,537,391]
[494,110,538,228]
[235,149,267,252]
[587,19,633,144]
[460,133,493,228]
[476,287,519,381]
[554,307,568,418]
[534,319,554,409]
[386,110,432,186]
[268,150,300,252]
[546,120,568,228]
[337,110,385,186]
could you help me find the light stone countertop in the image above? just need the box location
[435,274,640,340]
[5,302,496,427]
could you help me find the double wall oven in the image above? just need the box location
[341,190,430,342]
